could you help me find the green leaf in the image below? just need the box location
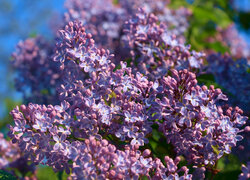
[113,0,119,5]
[206,41,229,53]
[0,170,17,180]
[192,6,231,28]
[215,154,242,180]
[197,74,224,90]
[214,170,241,180]
[37,166,68,180]
[41,89,49,95]
[57,171,63,180]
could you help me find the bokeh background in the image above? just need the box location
[0,0,249,179]
[0,0,64,129]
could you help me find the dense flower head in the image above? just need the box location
[119,0,191,41]
[217,24,250,61]
[124,8,204,80]
[8,103,72,172]
[12,36,62,104]
[8,103,192,179]
[54,21,95,65]
[238,162,250,180]
[64,0,124,52]
[0,133,20,169]
[155,69,248,165]
[207,53,250,114]
[5,1,250,179]
[0,133,36,179]
[71,137,192,179]
[64,0,191,62]
[54,21,157,146]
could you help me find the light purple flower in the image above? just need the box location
[53,134,67,151]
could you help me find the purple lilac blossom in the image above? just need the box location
[64,0,191,62]
[238,162,250,180]
[8,105,192,179]
[207,53,250,114]
[71,137,192,179]
[7,21,190,179]
[123,8,204,80]
[217,24,250,61]
[155,69,248,166]
[12,36,62,104]
[64,0,125,52]
[119,0,191,42]
[0,133,20,169]
[54,21,155,146]
[6,5,249,178]
[0,133,36,179]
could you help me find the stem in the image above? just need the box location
[57,171,63,180]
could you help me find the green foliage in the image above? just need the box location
[0,170,17,180]
[170,0,232,52]
[113,0,119,5]
[0,98,21,133]
[188,3,231,52]
[144,124,176,162]
[197,73,234,98]
[238,12,250,29]
[37,166,68,180]
[197,74,222,89]
[214,154,242,179]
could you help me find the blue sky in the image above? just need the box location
[233,0,250,12]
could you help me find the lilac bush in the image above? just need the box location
[207,53,250,113]
[155,69,247,166]
[118,0,191,41]
[64,0,123,52]
[6,19,248,179]
[238,162,250,180]
[0,133,36,179]
[217,24,250,60]
[1,0,249,179]
[123,8,204,79]
[12,36,62,104]
[64,0,191,61]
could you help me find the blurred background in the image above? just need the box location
[0,0,64,131]
[0,0,249,179]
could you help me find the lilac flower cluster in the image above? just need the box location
[12,36,62,104]
[8,104,191,179]
[71,138,191,179]
[238,162,250,180]
[64,0,191,61]
[217,24,250,61]
[64,0,124,52]
[11,0,192,105]
[54,21,153,146]
[207,53,250,113]
[8,103,73,173]
[5,0,250,178]
[0,133,20,169]
[0,133,36,179]
[7,20,248,179]
[119,0,191,42]
[154,69,248,166]
[123,8,204,79]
